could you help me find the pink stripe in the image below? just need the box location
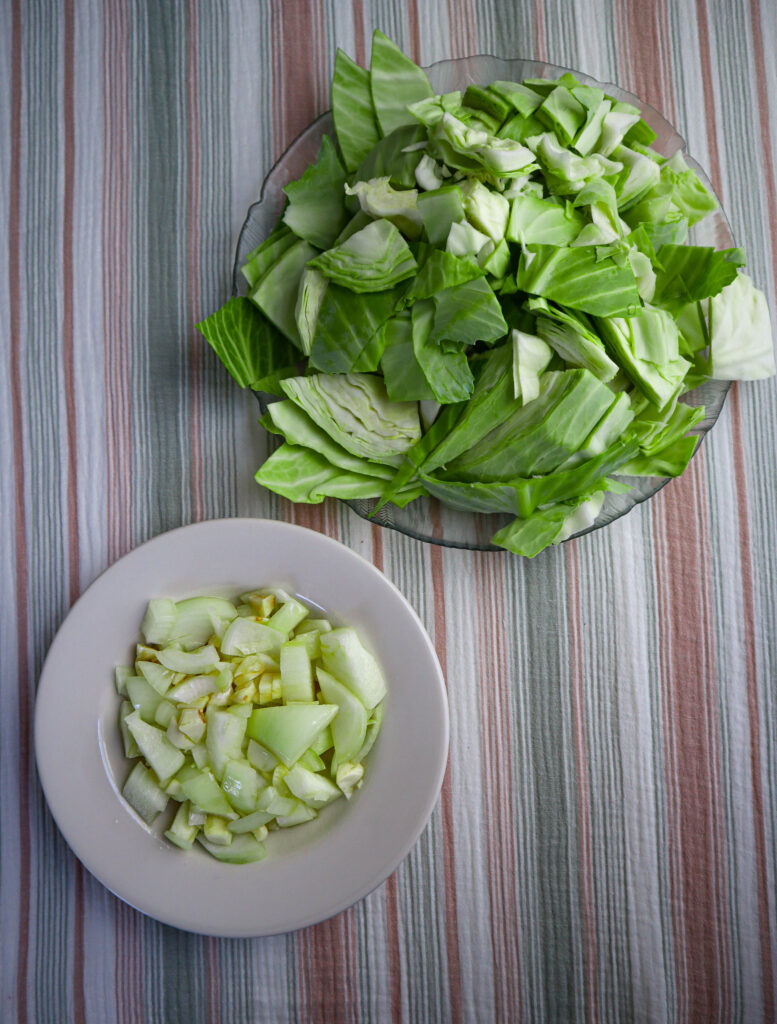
[206,936,219,1024]
[747,0,777,294]
[371,522,384,571]
[447,0,476,59]
[492,556,520,1021]
[474,552,522,1021]
[568,544,598,1024]
[614,4,688,1010]
[113,907,121,1023]
[297,916,351,1022]
[654,0,677,129]
[407,0,421,63]
[532,0,547,63]
[692,0,722,191]
[742,29,777,990]
[384,873,404,1024]
[115,902,144,1024]
[655,467,726,1024]
[731,385,776,1020]
[279,9,351,1019]
[292,502,330,535]
[619,8,734,1017]
[9,1,30,1020]
[187,0,204,523]
[72,869,86,1023]
[618,7,730,1016]
[351,0,366,67]
[473,556,500,1014]
[113,908,120,1022]
[278,0,322,153]
[651,503,687,1018]
[326,496,341,543]
[737,15,777,1003]
[430,505,462,1024]
[113,905,122,1023]
[445,0,462,57]
[614,0,676,126]
[274,0,329,539]
[315,1,328,112]
[465,0,478,54]
[692,449,732,1021]
[666,5,733,973]
[371,525,404,1023]
[693,4,768,1016]
[662,111,725,1024]
[619,0,672,117]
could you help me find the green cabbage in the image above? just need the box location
[281,373,421,463]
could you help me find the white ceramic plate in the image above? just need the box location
[35,519,449,937]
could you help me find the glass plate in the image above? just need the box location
[233,56,732,551]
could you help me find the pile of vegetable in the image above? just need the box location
[117,590,385,864]
[197,32,775,556]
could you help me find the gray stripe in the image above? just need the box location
[522,555,582,1023]
[21,1,82,1019]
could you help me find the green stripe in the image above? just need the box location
[522,556,583,1022]
[141,0,189,539]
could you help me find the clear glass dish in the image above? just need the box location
[233,56,732,551]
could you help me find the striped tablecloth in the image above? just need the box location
[3,1,776,1021]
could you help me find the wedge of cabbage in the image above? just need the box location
[280,373,421,463]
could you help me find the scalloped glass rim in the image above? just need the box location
[233,55,732,552]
